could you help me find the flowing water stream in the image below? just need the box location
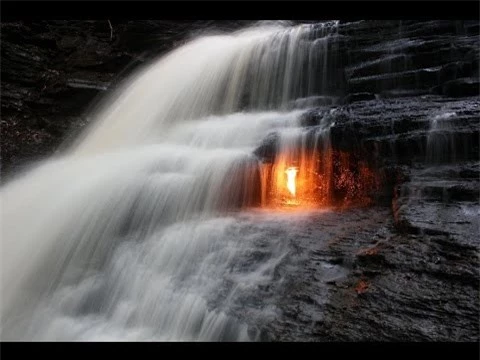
[0,21,345,341]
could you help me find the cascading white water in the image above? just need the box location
[426,111,457,164]
[0,21,338,341]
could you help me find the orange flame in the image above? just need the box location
[285,167,298,196]
[258,148,378,210]
[260,149,323,209]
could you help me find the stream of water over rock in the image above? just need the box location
[0,22,345,341]
[1,19,479,342]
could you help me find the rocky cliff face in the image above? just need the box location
[1,20,479,341]
[254,20,479,341]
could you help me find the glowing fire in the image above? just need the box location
[258,147,378,210]
[260,152,322,209]
[285,167,298,197]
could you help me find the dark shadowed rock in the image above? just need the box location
[441,77,480,97]
[298,109,326,127]
[253,132,279,162]
[342,92,376,104]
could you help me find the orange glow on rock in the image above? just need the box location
[260,148,327,209]
[355,279,370,295]
[258,147,379,210]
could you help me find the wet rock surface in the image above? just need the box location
[247,19,479,341]
[230,206,478,341]
[254,74,479,340]
[1,20,479,341]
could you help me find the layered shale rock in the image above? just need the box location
[250,20,479,341]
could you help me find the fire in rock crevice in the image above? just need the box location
[258,148,380,210]
[217,147,380,211]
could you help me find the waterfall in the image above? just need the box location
[426,111,458,164]
[70,22,338,156]
[0,21,340,341]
